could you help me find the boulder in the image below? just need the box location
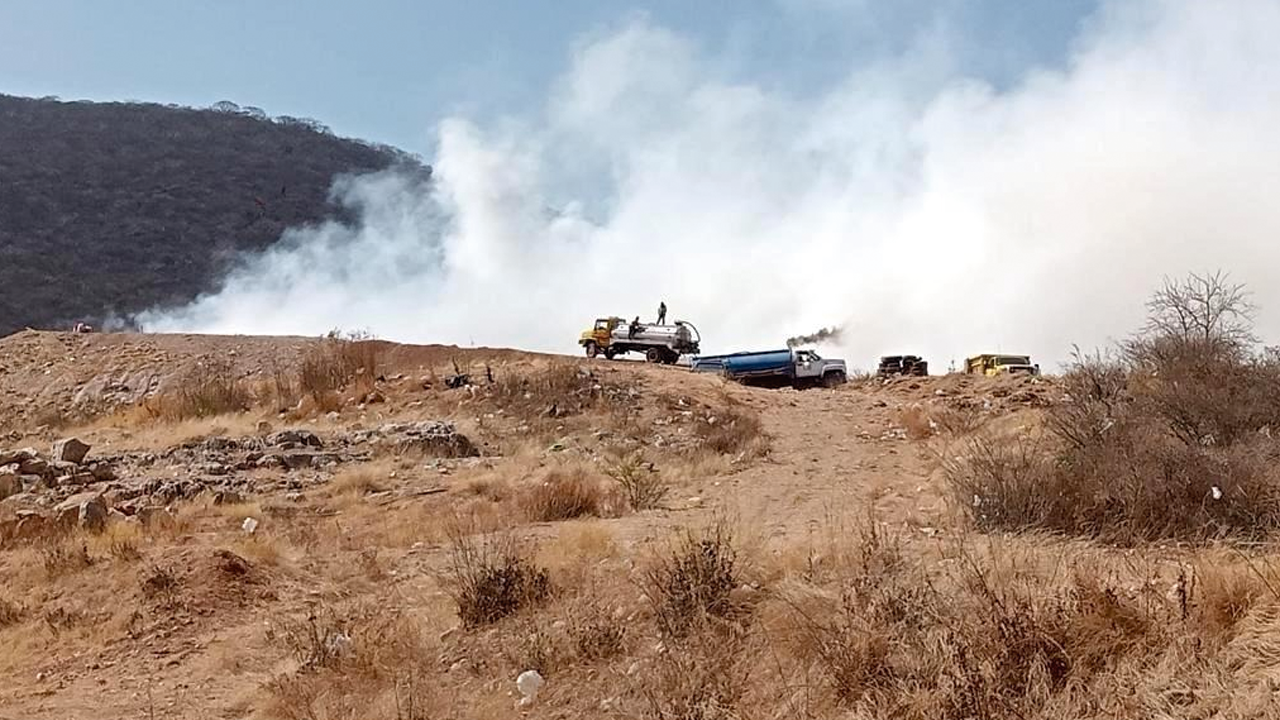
[54,491,107,532]
[14,511,49,541]
[88,462,116,482]
[17,457,50,478]
[0,473,19,501]
[52,438,91,465]
[268,430,323,449]
[212,490,244,506]
[0,449,35,466]
[59,472,97,487]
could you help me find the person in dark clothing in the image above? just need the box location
[657,301,667,325]
[629,316,641,338]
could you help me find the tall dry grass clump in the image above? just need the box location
[772,520,1280,719]
[298,331,382,406]
[950,271,1280,544]
[144,357,252,421]
[517,467,605,522]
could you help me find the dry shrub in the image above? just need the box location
[0,597,21,627]
[638,625,758,720]
[329,464,386,497]
[773,524,1243,719]
[518,467,604,522]
[896,405,934,440]
[487,361,613,419]
[140,563,181,608]
[605,451,668,510]
[932,404,987,436]
[266,602,434,720]
[950,275,1280,544]
[145,357,252,421]
[692,404,767,458]
[442,526,549,628]
[298,332,381,404]
[41,540,92,578]
[645,522,743,637]
[568,596,628,662]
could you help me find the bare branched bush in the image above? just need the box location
[931,404,987,436]
[442,527,549,628]
[145,357,252,421]
[518,468,604,522]
[605,451,668,510]
[951,272,1280,544]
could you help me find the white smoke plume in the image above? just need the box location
[141,0,1280,371]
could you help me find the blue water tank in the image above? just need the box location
[722,350,793,376]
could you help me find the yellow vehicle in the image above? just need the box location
[578,316,701,364]
[964,353,1040,376]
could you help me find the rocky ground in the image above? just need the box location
[4,331,1275,720]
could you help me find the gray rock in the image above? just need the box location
[18,457,50,477]
[88,463,116,482]
[52,438,91,465]
[54,491,106,532]
[268,430,323,449]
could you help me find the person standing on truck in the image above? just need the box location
[629,316,641,338]
[657,301,667,325]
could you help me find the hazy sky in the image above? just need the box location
[15,1,1279,370]
[1,1,1096,155]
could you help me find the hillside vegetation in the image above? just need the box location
[0,95,428,335]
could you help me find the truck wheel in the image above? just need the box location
[822,371,846,388]
[604,348,617,360]
[584,341,598,358]
[645,348,661,363]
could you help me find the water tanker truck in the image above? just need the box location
[691,348,848,389]
[579,317,701,364]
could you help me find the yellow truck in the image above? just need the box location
[964,354,1040,376]
[579,317,701,364]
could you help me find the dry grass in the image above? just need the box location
[143,357,253,422]
[690,402,768,459]
[517,467,606,522]
[297,334,382,406]
[896,404,935,440]
[328,463,389,497]
[485,361,620,429]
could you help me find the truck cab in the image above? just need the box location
[793,349,848,387]
[964,354,1040,376]
[580,317,623,359]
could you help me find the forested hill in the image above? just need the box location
[0,94,428,335]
